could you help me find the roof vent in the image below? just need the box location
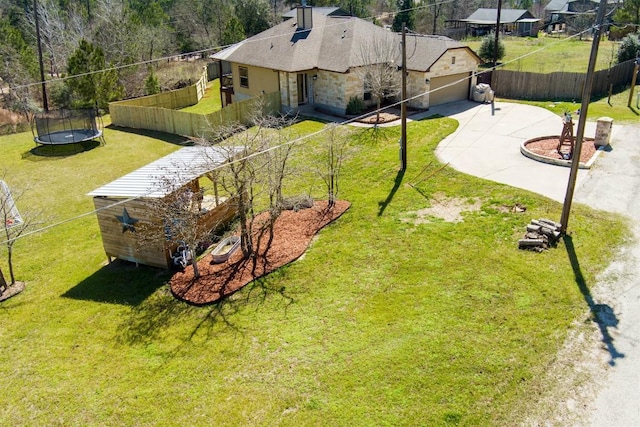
[297,5,313,30]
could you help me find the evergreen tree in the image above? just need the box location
[144,66,161,95]
[222,16,245,45]
[66,39,122,109]
[478,34,505,64]
[617,33,640,64]
[392,0,415,31]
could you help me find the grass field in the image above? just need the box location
[180,79,223,114]
[465,35,620,73]
[506,85,640,123]
[0,114,627,425]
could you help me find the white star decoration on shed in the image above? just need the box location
[116,208,139,233]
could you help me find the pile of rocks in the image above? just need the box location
[518,218,562,252]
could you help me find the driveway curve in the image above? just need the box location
[432,100,600,202]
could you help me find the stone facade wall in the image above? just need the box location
[279,72,300,111]
[425,48,479,99]
[408,71,429,109]
[312,70,352,115]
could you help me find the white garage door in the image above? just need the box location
[430,72,471,106]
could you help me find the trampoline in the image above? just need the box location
[33,108,104,146]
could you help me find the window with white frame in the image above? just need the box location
[239,66,249,88]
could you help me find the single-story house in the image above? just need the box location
[449,8,540,37]
[213,5,482,115]
[88,146,239,269]
[543,0,617,34]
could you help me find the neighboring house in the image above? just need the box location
[543,0,611,33]
[88,147,239,269]
[213,6,482,116]
[451,8,540,37]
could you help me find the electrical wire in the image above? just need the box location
[1,6,618,245]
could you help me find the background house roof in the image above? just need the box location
[88,146,237,199]
[213,10,477,73]
[462,8,537,24]
[281,7,350,19]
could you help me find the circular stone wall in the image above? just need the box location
[520,135,598,169]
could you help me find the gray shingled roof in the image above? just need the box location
[282,7,349,19]
[544,0,569,11]
[88,146,238,199]
[462,8,536,24]
[214,11,477,73]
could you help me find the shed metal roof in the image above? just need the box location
[87,146,239,199]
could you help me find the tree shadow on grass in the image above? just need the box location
[564,235,625,366]
[115,267,296,348]
[61,259,171,306]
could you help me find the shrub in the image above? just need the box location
[617,33,640,64]
[478,34,506,64]
[346,96,365,115]
[144,67,161,95]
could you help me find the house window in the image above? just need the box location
[239,66,249,88]
[452,56,456,65]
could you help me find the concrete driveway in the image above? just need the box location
[430,100,602,202]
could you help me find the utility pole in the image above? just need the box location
[401,22,407,171]
[559,0,608,234]
[33,0,48,112]
[493,0,502,66]
[627,58,639,107]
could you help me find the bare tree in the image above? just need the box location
[26,0,88,77]
[0,176,45,291]
[355,32,402,124]
[309,124,356,208]
[202,100,296,264]
[139,179,211,278]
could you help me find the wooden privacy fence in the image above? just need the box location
[111,66,208,110]
[110,91,281,138]
[491,59,636,100]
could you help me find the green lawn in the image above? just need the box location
[465,35,619,73]
[505,85,640,123]
[179,79,223,114]
[0,116,627,425]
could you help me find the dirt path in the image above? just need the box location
[523,124,640,426]
[573,123,640,426]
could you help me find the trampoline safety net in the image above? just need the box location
[34,109,102,145]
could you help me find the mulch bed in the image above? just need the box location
[170,200,350,305]
[356,111,401,124]
[525,137,597,163]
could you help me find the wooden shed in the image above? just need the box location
[88,146,239,269]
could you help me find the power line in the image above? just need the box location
[2,14,612,244]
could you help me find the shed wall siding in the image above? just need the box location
[93,196,238,269]
[93,197,169,269]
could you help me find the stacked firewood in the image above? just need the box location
[518,218,562,252]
